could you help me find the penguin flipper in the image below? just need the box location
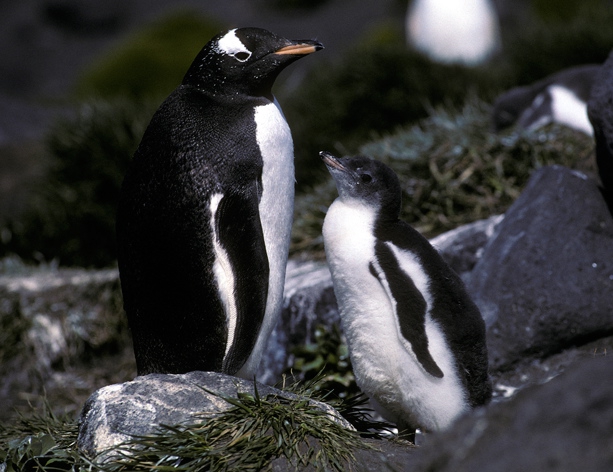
[370,240,444,379]
[214,187,270,374]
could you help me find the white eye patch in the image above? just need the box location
[216,29,252,62]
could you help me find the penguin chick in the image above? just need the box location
[493,64,600,135]
[321,151,491,437]
[116,28,322,378]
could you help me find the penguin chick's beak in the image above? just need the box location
[320,151,346,172]
[275,40,324,56]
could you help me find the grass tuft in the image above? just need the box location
[0,403,81,471]
[97,384,369,471]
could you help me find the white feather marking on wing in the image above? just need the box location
[209,193,238,358]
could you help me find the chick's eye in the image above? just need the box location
[360,174,372,183]
[234,52,251,61]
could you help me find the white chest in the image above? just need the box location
[253,99,295,246]
[549,85,593,136]
[236,99,294,379]
[323,200,395,359]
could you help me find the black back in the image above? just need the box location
[374,218,492,407]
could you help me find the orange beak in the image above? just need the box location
[274,42,323,55]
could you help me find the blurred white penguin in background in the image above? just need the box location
[406,0,501,65]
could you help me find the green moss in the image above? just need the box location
[75,11,225,101]
[531,0,602,23]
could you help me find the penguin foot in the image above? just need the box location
[396,420,417,444]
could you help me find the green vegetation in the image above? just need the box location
[291,98,595,258]
[0,380,377,472]
[75,11,225,102]
[503,2,613,86]
[0,100,154,267]
[0,406,80,471]
[285,324,359,399]
[284,1,613,190]
[282,26,512,189]
[531,0,603,23]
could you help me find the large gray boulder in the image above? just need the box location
[468,165,613,371]
[410,355,613,472]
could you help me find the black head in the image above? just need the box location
[492,85,533,131]
[182,27,323,99]
[320,151,402,220]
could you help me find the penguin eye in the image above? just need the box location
[233,51,251,62]
[360,174,372,184]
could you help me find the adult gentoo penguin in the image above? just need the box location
[321,152,491,437]
[116,28,323,378]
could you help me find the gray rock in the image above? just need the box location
[258,259,338,384]
[0,268,121,369]
[491,334,613,400]
[468,165,613,371]
[430,214,504,281]
[77,371,353,461]
[0,267,129,419]
[588,50,613,202]
[410,355,613,472]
